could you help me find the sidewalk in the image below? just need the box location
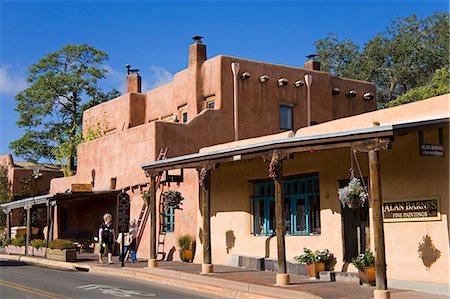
[0,252,445,299]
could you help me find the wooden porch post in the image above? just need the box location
[148,174,158,268]
[49,201,55,241]
[352,139,390,299]
[369,150,390,299]
[269,152,290,285]
[199,166,213,274]
[25,204,31,256]
[5,208,11,239]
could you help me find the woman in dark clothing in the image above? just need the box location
[98,213,115,264]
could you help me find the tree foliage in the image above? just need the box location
[10,44,120,174]
[385,68,450,107]
[0,165,13,229]
[315,12,449,106]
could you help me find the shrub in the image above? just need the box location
[176,234,192,250]
[49,239,74,250]
[30,239,46,249]
[0,237,12,247]
[294,248,316,264]
[315,249,333,264]
[11,237,25,247]
[352,249,375,270]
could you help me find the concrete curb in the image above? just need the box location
[0,254,322,299]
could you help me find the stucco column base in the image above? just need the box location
[276,273,290,285]
[201,264,214,274]
[374,290,390,299]
[148,259,158,268]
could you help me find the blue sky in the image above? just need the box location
[0,0,448,162]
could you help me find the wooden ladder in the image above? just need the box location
[157,189,167,261]
[135,147,168,252]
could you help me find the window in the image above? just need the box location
[252,174,320,236]
[205,95,215,109]
[163,207,175,232]
[178,104,188,123]
[280,105,293,130]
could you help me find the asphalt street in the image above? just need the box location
[0,259,211,299]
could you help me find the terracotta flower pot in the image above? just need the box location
[358,265,376,286]
[307,262,325,278]
[180,249,193,262]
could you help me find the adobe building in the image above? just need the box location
[42,38,375,259]
[0,154,63,238]
[142,94,449,296]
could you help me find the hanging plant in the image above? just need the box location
[199,168,208,187]
[142,192,150,205]
[162,190,184,210]
[338,176,368,209]
[268,157,281,180]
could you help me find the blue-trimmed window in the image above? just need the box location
[163,207,175,232]
[252,174,320,236]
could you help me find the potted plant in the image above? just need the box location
[338,176,368,209]
[176,233,193,262]
[162,190,184,210]
[352,249,376,286]
[315,249,335,271]
[30,239,46,257]
[5,237,25,255]
[47,239,76,262]
[294,248,323,278]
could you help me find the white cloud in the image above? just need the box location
[145,66,173,91]
[0,65,28,95]
[104,65,173,94]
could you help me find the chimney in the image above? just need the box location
[304,54,321,71]
[189,36,207,68]
[126,64,142,93]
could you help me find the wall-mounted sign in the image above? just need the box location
[383,198,441,222]
[71,183,93,193]
[419,129,445,157]
[420,144,444,157]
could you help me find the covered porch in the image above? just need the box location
[141,122,394,295]
[1,190,119,254]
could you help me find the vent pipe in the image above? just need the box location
[231,62,240,141]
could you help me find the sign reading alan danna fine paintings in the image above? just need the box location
[383,198,441,222]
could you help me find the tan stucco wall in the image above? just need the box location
[200,128,449,286]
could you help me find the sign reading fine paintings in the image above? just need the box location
[383,198,441,222]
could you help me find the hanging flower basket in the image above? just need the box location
[162,190,184,210]
[338,176,368,209]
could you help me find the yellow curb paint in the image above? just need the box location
[0,279,72,299]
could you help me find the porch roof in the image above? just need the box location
[141,110,449,173]
[0,190,119,212]
[141,124,396,172]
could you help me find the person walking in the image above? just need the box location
[98,213,115,264]
[118,219,138,263]
[128,219,138,263]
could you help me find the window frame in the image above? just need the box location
[279,105,293,130]
[251,174,320,236]
[162,207,175,233]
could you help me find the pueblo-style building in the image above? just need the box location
[46,38,375,258]
[2,38,448,296]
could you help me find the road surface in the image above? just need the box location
[0,259,211,298]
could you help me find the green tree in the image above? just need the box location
[0,165,13,229]
[385,68,450,107]
[10,44,120,175]
[315,12,449,106]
